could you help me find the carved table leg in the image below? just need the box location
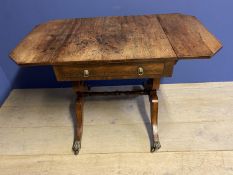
[72,82,85,155]
[145,78,161,152]
[149,91,161,152]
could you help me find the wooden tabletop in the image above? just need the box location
[10,13,222,66]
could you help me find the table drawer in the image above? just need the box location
[53,63,164,81]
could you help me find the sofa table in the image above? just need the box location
[10,13,222,155]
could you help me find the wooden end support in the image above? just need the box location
[72,79,161,155]
[146,78,161,152]
[72,81,86,155]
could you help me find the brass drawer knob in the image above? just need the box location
[83,69,89,77]
[138,67,144,76]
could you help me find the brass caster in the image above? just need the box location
[151,141,161,153]
[72,140,81,155]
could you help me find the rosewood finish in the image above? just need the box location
[10,13,222,155]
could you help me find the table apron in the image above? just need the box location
[53,61,175,81]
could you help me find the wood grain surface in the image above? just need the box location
[10,13,222,66]
[157,14,222,58]
[1,82,233,175]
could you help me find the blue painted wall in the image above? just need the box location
[0,0,233,105]
[0,67,11,105]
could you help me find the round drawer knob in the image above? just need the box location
[138,67,144,76]
[83,69,89,77]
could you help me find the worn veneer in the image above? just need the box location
[10,13,222,155]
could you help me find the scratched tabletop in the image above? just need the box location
[10,13,222,66]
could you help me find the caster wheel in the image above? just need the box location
[72,140,81,155]
[151,141,161,152]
